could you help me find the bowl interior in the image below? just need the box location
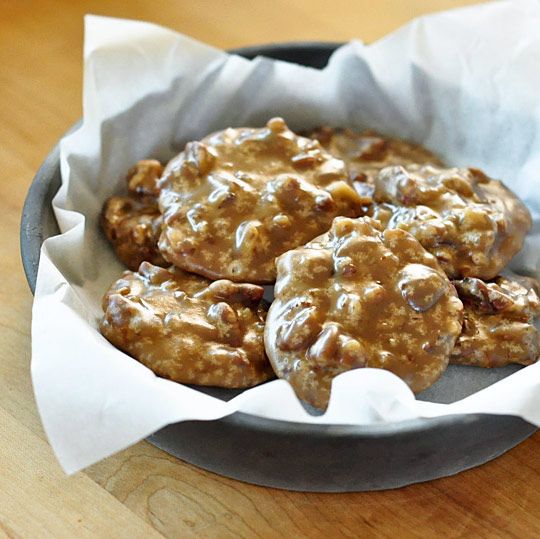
[19,41,532,436]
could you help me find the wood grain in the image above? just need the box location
[2,0,539,537]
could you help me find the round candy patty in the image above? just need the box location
[158,118,366,283]
[100,262,273,388]
[265,216,463,409]
[371,165,532,279]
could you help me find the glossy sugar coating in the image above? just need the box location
[371,165,532,279]
[307,127,442,200]
[452,275,540,367]
[101,160,167,270]
[158,118,366,283]
[100,262,273,388]
[265,216,463,410]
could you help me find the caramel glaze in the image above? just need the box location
[100,262,274,388]
[265,216,463,410]
[371,165,532,279]
[307,127,443,200]
[158,118,367,284]
[452,275,540,367]
[100,124,536,393]
[101,160,167,271]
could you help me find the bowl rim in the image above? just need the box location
[19,40,535,437]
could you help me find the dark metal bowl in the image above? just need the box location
[20,42,537,491]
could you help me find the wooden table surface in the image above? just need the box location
[2,0,539,537]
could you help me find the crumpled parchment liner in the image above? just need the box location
[32,1,540,473]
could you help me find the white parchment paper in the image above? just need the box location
[32,0,540,474]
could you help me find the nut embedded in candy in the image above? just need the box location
[100,262,274,388]
[101,160,167,270]
[127,159,164,197]
[265,216,464,410]
[451,275,540,367]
